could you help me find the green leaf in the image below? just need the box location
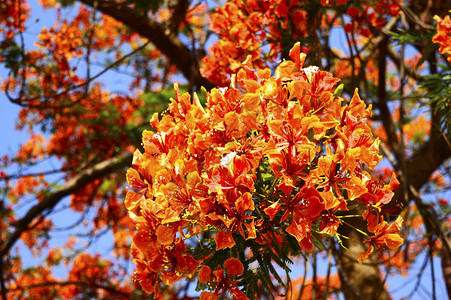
[419,67,451,135]
[416,40,436,70]
[201,86,208,99]
[1,40,23,77]
[333,83,344,98]
[307,128,315,142]
[388,29,434,46]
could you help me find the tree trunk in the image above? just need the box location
[336,211,390,300]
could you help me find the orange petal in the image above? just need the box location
[198,265,212,283]
[384,234,404,250]
[358,244,374,263]
[224,257,244,276]
[124,190,144,211]
[289,42,307,70]
[286,214,307,242]
[264,200,281,221]
[215,231,236,250]
[156,225,174,246]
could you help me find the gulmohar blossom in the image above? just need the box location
[433,15,451,63]
[126,42,403,298]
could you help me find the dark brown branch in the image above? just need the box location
[380,143,451,258]
[0,153,132,259]
[405,136,451,192]
[376,35,402,158]
[168,0,190,34]
[6,41,151,107]
[77,0,215,90]
[387,47,423,82]
[392,0,435,31]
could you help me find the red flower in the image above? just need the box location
[358,216,404,263]
[433,15,451,63]
[265,186,325,249]
[199,258,248,300]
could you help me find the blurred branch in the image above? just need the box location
[3,167,69,181]
[78,0,215,90]
[380,143,451,258]
[442,247,451,299]
[387,47,423,82]
[408,184,451,257]
[168,0,190,34]
[393,0,434,31]
[377,35,403,158]
[0,153,132,259]
[405,135,451,192]
[332,244,366,300]
[406,246,433,298]
[6,41,151,108]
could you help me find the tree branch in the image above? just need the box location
[380,142,451,258]
[387,47,423,82]
[6,41,151,107]
[376,35,403,158]
[77,0,215,90]
[405,136,451,192]
[0,153,132,259]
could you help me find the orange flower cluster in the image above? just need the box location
[344,1,401,37]
[201,0,310,86]
[0,0,30,40]
[126,43,403,298]
[198,258,247,300]
[64,253,115,298]
[433,15,451,63]
[7,266,56,300]
[31,6,137,92]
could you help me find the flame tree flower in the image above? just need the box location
[125,42,403,298]
[433,15,451,63]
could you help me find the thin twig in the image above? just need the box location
[407,247,432,298]
[0,153,132,259]
[392,0,435,31]
[430,238,437,300]
[322,239,333,300]
[6,41,151,108]
[312,251,317,300]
